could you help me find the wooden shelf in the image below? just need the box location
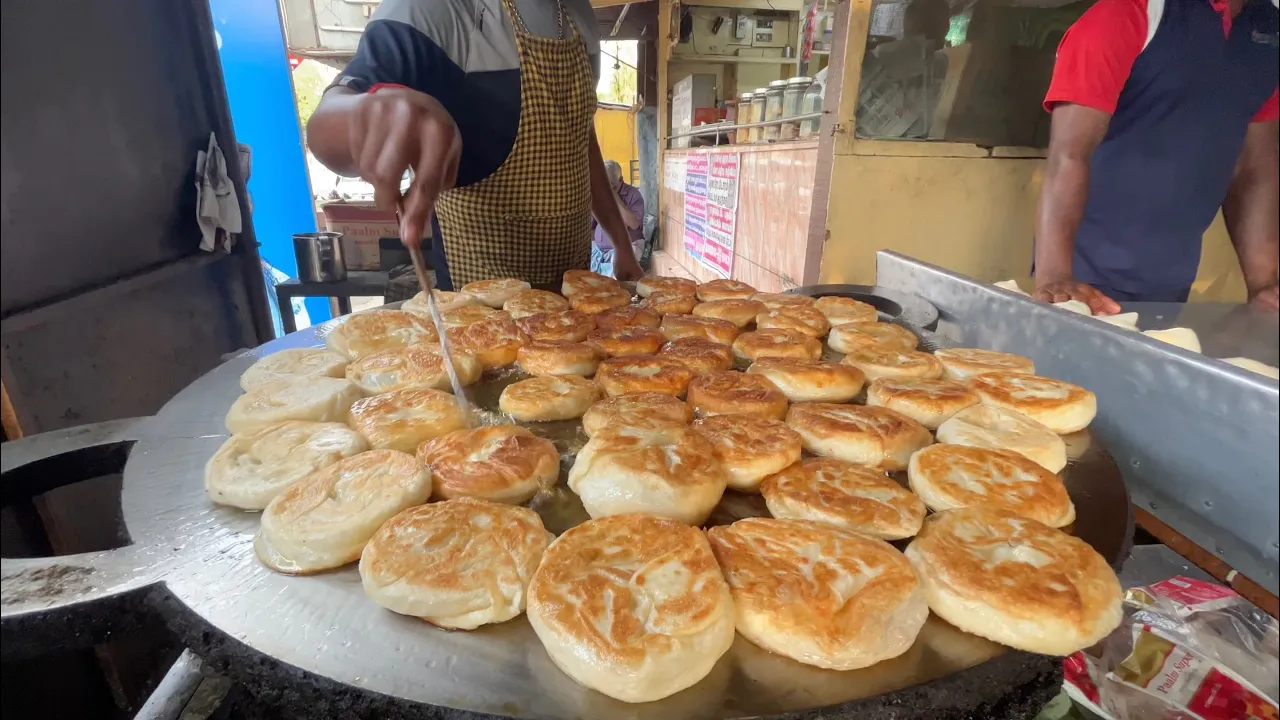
[671,53,800,64]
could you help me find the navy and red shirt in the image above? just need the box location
[1044,0,1279,302]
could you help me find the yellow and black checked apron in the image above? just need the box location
[434,0,595,288]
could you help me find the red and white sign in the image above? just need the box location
[682,151,739,278]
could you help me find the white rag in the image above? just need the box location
[195,132,242,252]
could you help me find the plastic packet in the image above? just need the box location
[1063,576,1279,720]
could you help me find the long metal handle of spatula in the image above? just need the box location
[398,200,473,426]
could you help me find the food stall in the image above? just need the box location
[653,0,1252,301]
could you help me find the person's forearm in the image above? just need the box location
[612,192,642,230]
[306,88,364,177]
[1034,155,1091,284]
[1223,159,1279,297]
[589,140,636,260]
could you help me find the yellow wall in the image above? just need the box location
[820,155,1043,286]
[594,105,638,180]
[817,153,1248,303]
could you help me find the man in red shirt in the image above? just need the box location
[1034,0,1279,312]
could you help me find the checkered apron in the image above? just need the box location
[434,0,595,287]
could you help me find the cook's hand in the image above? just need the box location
[347,87,462,248]
[1249,284,1279,312]
[1034,279,1122,316]
[613,251,643,282]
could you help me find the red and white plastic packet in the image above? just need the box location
[1062,576,1278,720]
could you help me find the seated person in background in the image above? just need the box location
[591,160,645,278]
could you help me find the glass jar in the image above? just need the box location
[724,100,738,144]
[762,80,788,142]
[749,89,768,143]
[780,76,812,141]
[799,82,824,139]
[736,92,754,144]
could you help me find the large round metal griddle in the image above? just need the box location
[1,299,1132,720]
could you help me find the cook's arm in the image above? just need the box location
[308,88,364,177]
[589,130,642,279]
[1222,119,1279,307]
[1034,105,1111,288]
[1032,0,1144,314]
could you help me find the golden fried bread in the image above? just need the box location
[499,375,600,422]
[401,289,480,316]
[687,370,789,420]
[636,275,697,298]
[516,340,600,377]
[660,313,740,345]
[517,309,594,343]
[347,388,466,453]
[904,506,1122,655]
[692,414,802,492]
[908,444,1075,527]
[814,296,879,325]
[441,304,506,328]
[324,310,440,360]
[255,450,431,574]
[969,372,1097,434]
[448,314,528,368]
[225,378,362,434]
[345,346,482,395]
[240,348,348,391]
[751,292,816,310]
[561,269,621,298]
[503,289,569,319]
[697,279,757,302]
[827,322,917,353]
[586,325,666,357]
[567,424,727,524]
[785,403,932,471]
[755,307,830,338]
[746,357,865,403]
[593,304,661,329]
[360,498,552,629]
[568,287,632,315]
[865,377,979,429]
[655,338,731,375]
[760,458,926,539]
[418,425,559,503]
[205,421,368,510]
[640,291,698,315]
[933,348,1035,381]
[527,514,735,703]
[460,277,532,308]
[732,328,823,361]
[839,346,942,381]
[581,392,692,437]
[595,355,694,397]
[693,298,766,328]
[935,405,1067,473]
[707,518,928,670]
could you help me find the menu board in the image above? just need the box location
[682,151,740,278]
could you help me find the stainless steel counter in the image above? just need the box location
[1123,301,1279,367]
[875,251,1279,596]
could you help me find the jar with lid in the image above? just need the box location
[736,92,754,144]
[724,100,738,144]
[799,82,824,138]
[762,80,788,142]
[749,89,768,143]
[780,76,812,141]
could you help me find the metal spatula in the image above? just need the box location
[398,202,473,426]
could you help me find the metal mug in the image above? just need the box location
[292,232,347,282]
